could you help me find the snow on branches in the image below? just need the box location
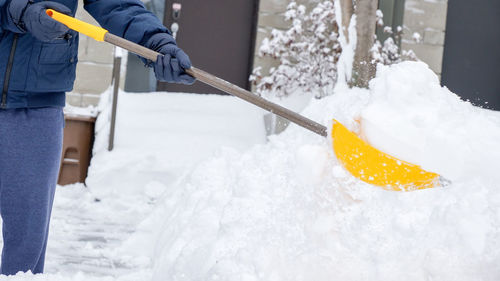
[251,2,417,99]
[250,1,341,99]
[372,11,417,65]
[372,37,417,65]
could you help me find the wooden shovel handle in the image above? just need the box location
[105,33,327,137]
[48,10,328,137]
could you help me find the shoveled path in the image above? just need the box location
[0,91,266,280]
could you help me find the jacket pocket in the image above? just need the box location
[36,40,77,91]
[27,34,79,92]
[39,41,71,64]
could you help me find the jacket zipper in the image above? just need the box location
[1,34,19,109]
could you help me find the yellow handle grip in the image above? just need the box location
[46,9,108,42]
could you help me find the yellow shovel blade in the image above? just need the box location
[331,120,440,191]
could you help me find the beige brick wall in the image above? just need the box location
[70,0,316,106]
[255,0,449,78]
[70,0,449,107]
[67,5,116,107]
[253,0,287,80]
[254,0,320,134]
[253,0,320,80]
[71,0,299,104]
[402,0,448,77]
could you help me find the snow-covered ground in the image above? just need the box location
[1,62,500,280]
[0,92,267,280]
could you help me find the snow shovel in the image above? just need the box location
[47,9,445,191]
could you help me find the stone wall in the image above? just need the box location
[401,0,448,77]
[253,0,320,80]
[66,5,116,107]
[254,0,449,78]
[253,0,288,78]
[69,0,449,107]
[70,0,320,107]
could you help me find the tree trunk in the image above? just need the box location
[351,0,378,88]
[339,0,354,43]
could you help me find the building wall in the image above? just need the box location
[72,0,326,106]
[254,0,449,78]
[401,0,448,77]
[70,0,449,108]
[253,0,319,80]
[67,4,122,107]
[253,0,288,77]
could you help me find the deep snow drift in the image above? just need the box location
[362,62,500,184]
[2,62,499,281]
[116,62,500,280]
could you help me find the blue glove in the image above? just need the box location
[21,1,71,42]
[146,33,195,85]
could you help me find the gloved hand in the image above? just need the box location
[21,1,71,42]
[146,33,195,85]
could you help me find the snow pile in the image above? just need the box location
[87,91,266,199]
[361,62,500,184]
[64,104,99,118]
[0,92,266,281]
[0,272,113,281]
[118,62,500,281]
[3,62,499,280]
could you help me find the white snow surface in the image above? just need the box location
[132,62,500,281]
[362,62,500,184]
[2,62,500,280]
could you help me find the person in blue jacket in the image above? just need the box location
[0,0,194,275]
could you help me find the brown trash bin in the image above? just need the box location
[58,114,97,186]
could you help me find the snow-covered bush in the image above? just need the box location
[371,13,418,65]
[372,37,418,65]
[251,3,417,99]
[250,1,341,99]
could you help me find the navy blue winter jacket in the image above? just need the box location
[0,0,168,108]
